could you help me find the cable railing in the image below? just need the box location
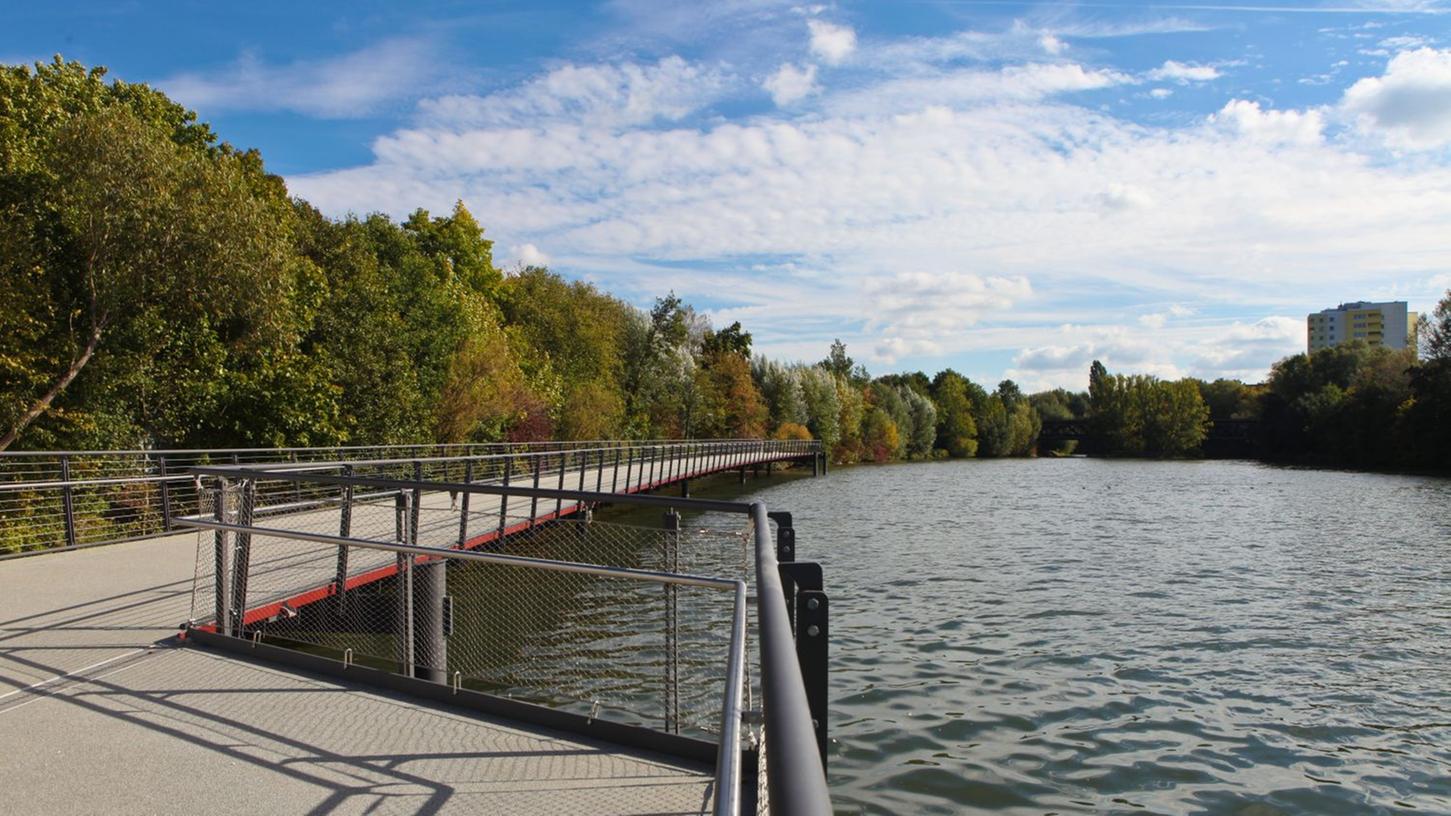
[0,438,822,557]
[173,463,831,815]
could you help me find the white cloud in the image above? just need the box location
[1210,99,1325,145]
[1341,47,1451,148]
[807,20,856,64]
[1039,34,1068,55]
[159,38,437,118]
[289,51,1451,377]
[763,62,818,106]
[826,62,1132,115]
[418,57,730,129]
[1147,60,1222,83]
[1149,87,1174,99]
[514,243,551,268]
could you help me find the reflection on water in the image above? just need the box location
[717,459,1451,815]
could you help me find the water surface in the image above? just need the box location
[721,459,1451,815]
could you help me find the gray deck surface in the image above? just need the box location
[0,449,791,815]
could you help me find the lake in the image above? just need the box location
[699,458,1451,815]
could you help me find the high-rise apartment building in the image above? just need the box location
[1306,301,1417,354]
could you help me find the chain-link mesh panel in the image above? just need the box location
[191,475,755,741]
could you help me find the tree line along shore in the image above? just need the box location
[3,59,1449,473]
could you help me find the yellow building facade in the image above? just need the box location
[1307,301,1417,355]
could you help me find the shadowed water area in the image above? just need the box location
[694,459,1451,815]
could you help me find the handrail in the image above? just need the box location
[0,438,807,457]
[751,502,832,815]
[1,439,823,558]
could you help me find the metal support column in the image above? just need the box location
[413,555,447,683]
[213,478,231,637]
[458,459,473,547]
[228,479,255,634]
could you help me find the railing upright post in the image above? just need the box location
[458,459,473,548]
[529,455,541,526]
[335,465,353,617]
[159,455,173,532]
[624,447,633,493]
[555,452,566,518]
[595,448,604,494]
[662,509,681,733]
[229,479,255,635]
[577,450,587,513]
[395,491,416,676]
[611,447,620,493]
[213,478,231,637]
[59,455,77,550]
[498,456,511,543]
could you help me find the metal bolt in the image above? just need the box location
[807,624,820,637]
[807,598,820,611]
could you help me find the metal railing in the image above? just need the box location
[173,461,831,815]
[0,439,822,557]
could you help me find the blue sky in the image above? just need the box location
[6,1,1451,389]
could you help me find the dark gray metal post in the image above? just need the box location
[577,451,587,515]
[59,455,77,549]
[611,448,621,493]
[497,460,510,543]
[458,459,473,547]
[529,456,541,526]
[229,480,255,634]
[213,478,231,637]
[624,448,633,492]
[334,465,353,617]
[158,455,173,531]
[796,588,830,765]
[411,460,422,546]
[662,509,680,732]
[414,555,447,683]
[394,492,415,675]
[555,451,566,518]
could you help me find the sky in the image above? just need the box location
[5,1,1451,390]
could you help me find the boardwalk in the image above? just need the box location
[0,442,816,815]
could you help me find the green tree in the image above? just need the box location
[930,370,978,457]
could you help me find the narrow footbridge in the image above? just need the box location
[0,440,831,815]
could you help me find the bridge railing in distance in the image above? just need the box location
[0,438,823,558]
[172,463,830,816]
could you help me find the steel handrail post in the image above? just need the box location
[497,456,511,543]
[159,455,173,531]
[59,454,77,550]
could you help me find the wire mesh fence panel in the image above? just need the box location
[189,477,755,741]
